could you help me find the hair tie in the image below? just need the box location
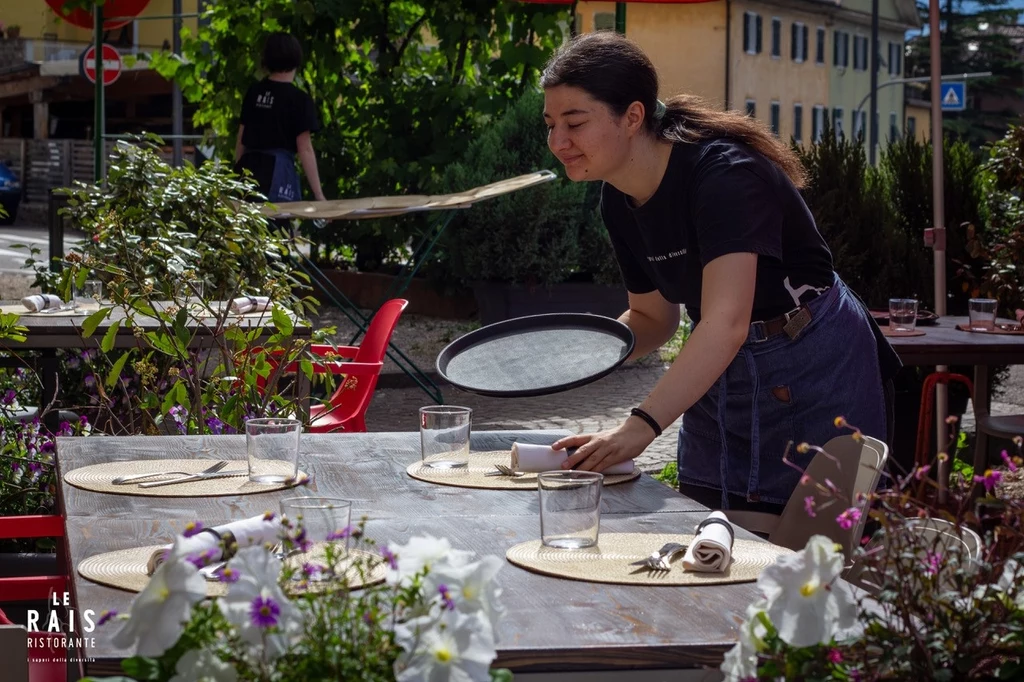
[654,99,667,120]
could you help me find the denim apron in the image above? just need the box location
[677,273,888,508]
[257,149,301,203]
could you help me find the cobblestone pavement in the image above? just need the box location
[365,366,683,474]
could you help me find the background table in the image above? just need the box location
[57,431,759,679]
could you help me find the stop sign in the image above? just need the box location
[80,44,123,87]
[46,0,152,31]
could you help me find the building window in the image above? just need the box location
[812,105,825,142]
[832,107,844,138]
[744,12,763,55]
[853,110,867,140]
[745,99,757,118]
[770,101,781,135]
[888,42,903,76]
[853,35,869,71]
[907,116,916,138]
[816,27,826,64]
[890,111,899,141]
[792,22,808,62]
[833,30,849,68]
[793,103,803,142]
[771,17,782,57]
[594,12,615,31]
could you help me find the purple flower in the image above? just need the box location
[79,414,89,427]
[27,461,42,474]
[363,611,375,625]
[83,374,96,389]
[96,610,118,627]
[438,584,455,611]
[835,507,862,531]
[302,562,326,578]
[1,389,15,405]
[250,595,281,629]
[326,526,353,542]
[380,546,398,570]
[827,648,843,664]
[206,416,225,435]
[183,521,204,538]
[974,469,1003,494]
[804,496,817,518]
[1001,450,1018,473]
[914,465,931,480]
[923,551,942,576]
[217,566,240,583]
[186,549,217,569]
[262,511,276,522]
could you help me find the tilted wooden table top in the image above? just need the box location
[57,430,759,675]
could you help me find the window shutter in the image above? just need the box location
[834,30,840,65]
[743,13,750,52]
[802,25,809,62]
[756,15,763,54]
[791,23,798,59]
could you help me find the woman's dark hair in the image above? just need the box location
[262,32,303,74]
[541,31,807,188]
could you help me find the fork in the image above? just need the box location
[629,542,688,571]
[112,461,228,485]
[484,464,525,478]
[139,465,246,488]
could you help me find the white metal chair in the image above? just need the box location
[723,434,889,561]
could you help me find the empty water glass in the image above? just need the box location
[246,418,301,484]
[889,298,919,332]
[74,280,104,309]
[280,496,353,580]
[420,406,472,469]
[968,298,998,331]
[538,471,603,549]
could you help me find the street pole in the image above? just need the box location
[94,4,104,182]
[869,0,879,165]
[929,0,949,481]
[172,0,183,167]
[615,3,626,33]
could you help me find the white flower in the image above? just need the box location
[169,648,238,682]
[217,546,304,661]
[720,600,769,681]
[394,611,497,682]
[387,535,474,586]
[111,538,206,657]
[426,555,505,632]
[757,535,857,647]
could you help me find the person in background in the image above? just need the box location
[542,32,901,513]
[234,32,326,204]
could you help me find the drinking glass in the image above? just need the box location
[888,298,919,332]
[74,280,104,309]
[968,298,998,331]
[280,497,353,580]
[246,418,301,484]
[420,406,472,469]
[538,471,603,549]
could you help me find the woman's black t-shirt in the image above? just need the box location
[600,139,834,324]
[239,79,320,154]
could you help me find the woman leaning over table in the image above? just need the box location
[544,32,902,514]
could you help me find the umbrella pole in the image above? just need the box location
[616,2,626,33]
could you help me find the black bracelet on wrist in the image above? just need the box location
[629,407,663,438]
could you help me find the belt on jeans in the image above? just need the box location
[750,304,814,342]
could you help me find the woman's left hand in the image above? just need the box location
[551,418,656,473]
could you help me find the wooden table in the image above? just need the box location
[57,431,759,679]
[0,302,311,429]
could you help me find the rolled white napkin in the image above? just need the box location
[21,294,64,312]
[682,511,735,573]
[146,514,281,575]
[229,296,272,314]
[510,442,635,476]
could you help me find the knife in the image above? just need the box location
[139,470,247,488]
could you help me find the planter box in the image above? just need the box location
[315,270,477,320]
[473,281,629,326]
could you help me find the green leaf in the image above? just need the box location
[81,307,113,338]
[106,351,131,390]
[101,319,122,353]
[271,305,294,336]
[120,654,160,679]
[490,670,515,682]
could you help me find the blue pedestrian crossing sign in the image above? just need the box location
[941,82,966,111]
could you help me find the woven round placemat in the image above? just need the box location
[505,532,789,586]
[406,450,640,490]
[955,323,1024,336]
[881,328,926,337]
[78,544,386,595]
[64,460,310,497]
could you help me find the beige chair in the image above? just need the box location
[972,365,1024,474]
[723,434,889,560]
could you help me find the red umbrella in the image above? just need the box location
[45,0,152,31]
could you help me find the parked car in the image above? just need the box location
[0,161,21,225]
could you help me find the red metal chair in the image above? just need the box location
[266,299,409,433]
[0,514,70,682]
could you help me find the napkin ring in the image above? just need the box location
[695,517,735,546]
[200,528,240,559]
